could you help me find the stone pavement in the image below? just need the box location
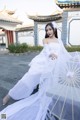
[0,52,39,111]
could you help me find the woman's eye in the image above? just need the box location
[49,28,52,31]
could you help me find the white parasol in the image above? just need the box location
[46,52,80,120]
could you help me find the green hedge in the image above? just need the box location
[28,46,43,52]
[8,43,43,53]
[8,43,28,53]
[8,43,80,53]
[0,43,6,46]
[65,45,80,52]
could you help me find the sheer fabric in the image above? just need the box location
[0,39,80,120]
[47,57,80,120]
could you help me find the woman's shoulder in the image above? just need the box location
[43,38,49,44]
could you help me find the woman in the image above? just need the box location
[2,22,60,105]
[0,22,71,120]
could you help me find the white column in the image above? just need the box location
[61,11,68,45]
[5,34,8,48]
[13,31,16,44]
[34,21,38,46]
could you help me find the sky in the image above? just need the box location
[0,0,63,25]
[0,0,57,14]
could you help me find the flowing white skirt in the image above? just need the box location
[0,87,55,120]
[9,52,56,100]
[1,51,80,120]
[0,53,57,120]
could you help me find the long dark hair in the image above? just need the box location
[45,22,58,38]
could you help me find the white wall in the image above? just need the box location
[68,11,80,45]
[68,19,80,45]
[18,31,34,46]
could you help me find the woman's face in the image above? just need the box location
[46,25,54,38]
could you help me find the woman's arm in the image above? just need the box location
[43,39,58,60]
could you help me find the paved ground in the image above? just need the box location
[0,51,39,111]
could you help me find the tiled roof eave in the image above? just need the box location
[16,26,34,32]
[28,14,62,22]
[57,3,80,9]
[0,19,22,24]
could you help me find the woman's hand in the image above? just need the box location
[49,53,58,60]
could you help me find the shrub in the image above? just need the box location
[8,43,28,53]
[28,46,43,52]
[8,43,80,53]
[8,43,43,53]
[0,43,6,46]
[65,45,80,52]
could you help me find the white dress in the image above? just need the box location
[0,42,68,120]
[8,42,61,100]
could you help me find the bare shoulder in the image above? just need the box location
[43,38,49,44]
